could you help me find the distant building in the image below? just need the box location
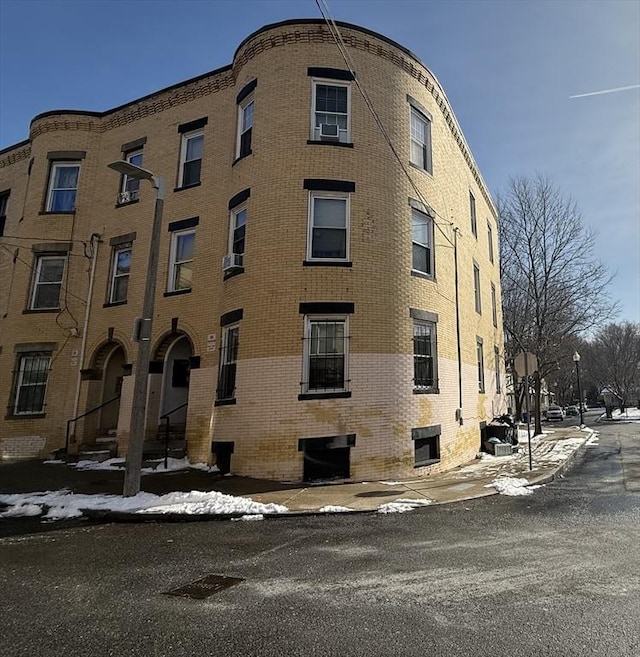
[0,19,506,481]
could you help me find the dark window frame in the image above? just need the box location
[412,425,441,467]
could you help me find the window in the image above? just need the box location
[229,205,246,259]
[412,209,434,276]
[46,162,79,212]
[303,317,348,393]
[477,338,485,393]
[412,426,441,467]
[495,346,501,393]
[178,132,203,187]
[487,222,494,263]
[168,230,195,292]
[0,189,8,236]
[491,283,497,327]
[308,193,348,261]
[217,326,239,401]
[30,255,65,310]
[413,321,437,391]
[121,151,143,201]
[236,98,254,159]
[473,263,482,313]
[410,107,432,173]
[312,80,350,143]
[14,354,50,415]
[109,246,131,304]
[469,191,477,238]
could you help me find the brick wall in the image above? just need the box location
[0,20,506,480]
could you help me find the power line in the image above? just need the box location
[315,0,456,248]
[0,243,87,306]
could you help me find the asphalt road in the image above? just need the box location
[1,416,639,657]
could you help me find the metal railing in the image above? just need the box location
[159,402,188,469]
[65,395,121,453]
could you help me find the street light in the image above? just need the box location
[572,351,584,426]
[108,161,165,497]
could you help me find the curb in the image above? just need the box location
[526,432,593,487]
[27,432,597,525]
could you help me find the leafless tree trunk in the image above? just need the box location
[498,175,618,432]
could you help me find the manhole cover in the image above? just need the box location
[164,575,244,599]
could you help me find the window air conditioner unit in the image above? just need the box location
[222,253,243,271]
[493,443,512,457]
[117,190,139,204]
[319,123,340,141]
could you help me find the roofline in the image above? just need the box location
[234,18,424,67]
[24,19,424,139]
[27,63,233,128]
[0,138,30,157]
[3,18,495,214]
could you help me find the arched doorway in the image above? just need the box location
[99,345,126,434]
[160,335,193,425]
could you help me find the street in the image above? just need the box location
[1,417,639,657]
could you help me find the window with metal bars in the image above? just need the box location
[302,318,348,393]
[13,354,50,415]
[413,321,437,390]
[217,326,239,401]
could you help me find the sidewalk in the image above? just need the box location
[0,426,595,520]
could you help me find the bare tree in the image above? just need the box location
[585,322,640,410]
[498,175,618,433]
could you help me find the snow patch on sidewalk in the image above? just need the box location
[486,477,534,496]
[0,489,288,520]
[377,498,433,514]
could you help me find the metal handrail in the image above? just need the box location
[65,395,121,453]
[160,402,188,469]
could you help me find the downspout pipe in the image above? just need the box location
[69,232,101,446]
[453,227,463,424]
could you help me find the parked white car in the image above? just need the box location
[545,405,564,421]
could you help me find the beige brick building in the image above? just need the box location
[0,19,506,481]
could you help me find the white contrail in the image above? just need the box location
[569,84,640,99]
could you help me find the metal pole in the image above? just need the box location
[524,352,532,471]
[576,360,583,426]
[453,227,463,423]
[123,178,165,497]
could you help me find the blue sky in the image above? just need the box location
[1,0,638,321]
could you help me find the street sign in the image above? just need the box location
[514,352,538,376]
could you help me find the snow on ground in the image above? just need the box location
[0,489,288,520]
[486,477,534,496]
[70,456,219,474]
[377,498,432,514]
[319,505,354,513]
[612,407,640,421]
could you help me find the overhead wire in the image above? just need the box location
[0,243,87,306]
[315,0,457,248]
